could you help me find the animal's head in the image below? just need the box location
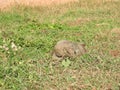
[78,43,87,54]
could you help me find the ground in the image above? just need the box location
[0,0,120,90]
[0,0,78,10]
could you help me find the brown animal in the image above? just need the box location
[52,40,86,60]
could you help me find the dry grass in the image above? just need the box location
[0,0,78,10]
[0,0,120,11]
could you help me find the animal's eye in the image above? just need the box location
[74,51,77,54]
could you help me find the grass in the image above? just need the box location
[0,0,120,90]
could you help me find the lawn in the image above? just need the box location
[0,0,120,90]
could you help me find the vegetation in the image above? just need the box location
[0,1,120,90]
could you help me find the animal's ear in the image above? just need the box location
[81,43,86,47]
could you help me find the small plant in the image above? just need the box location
[62,59,71,67]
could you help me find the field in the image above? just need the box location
[0,0,120,90]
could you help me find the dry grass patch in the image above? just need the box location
[0,0,120,11]
[0,0,78,11]
[111,28,120,35]
[67,18,91,26]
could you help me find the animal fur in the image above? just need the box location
[52,40,86,60]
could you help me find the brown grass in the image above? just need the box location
[0,0,119,11]
[0,0,78,10]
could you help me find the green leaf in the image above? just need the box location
[62,59,71,67]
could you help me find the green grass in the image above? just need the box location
[0,1,120,90]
